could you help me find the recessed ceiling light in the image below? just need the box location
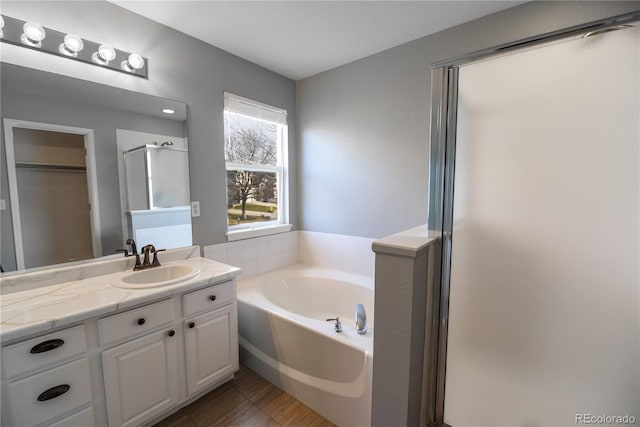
[162,108,176,114]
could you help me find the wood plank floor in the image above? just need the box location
[153,364,336,427]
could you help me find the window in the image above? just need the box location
[224,92,289,239]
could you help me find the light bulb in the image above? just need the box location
[59,34,83,57]
[162,108,176,114]
[92,44,116,65]
[99,44,116,61]
[121,53,144,72]
[21,22,46,47]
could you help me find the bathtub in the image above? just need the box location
[236,265,374,427]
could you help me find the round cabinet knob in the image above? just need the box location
[209,295,217,302]
[137,318,146,326]
[168,330,175,337]
[188,322,195,329]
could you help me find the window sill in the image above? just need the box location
[226,224,293,241]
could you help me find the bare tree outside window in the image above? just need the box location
[225,113,280,225]
[225,124,277,166]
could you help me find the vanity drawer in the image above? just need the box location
[7,357,93,427]
[47,405,95,427]
[183,281,234,316]
[2,325,87,380]
[99,299,174,346]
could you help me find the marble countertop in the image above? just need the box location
[0,247,241,344]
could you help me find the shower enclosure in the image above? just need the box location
[429,12,640,426]
[123,144,192,249]
[124,144,190,210]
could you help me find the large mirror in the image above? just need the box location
[0,63,191,273]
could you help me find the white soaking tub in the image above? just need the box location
[237,265,374,427]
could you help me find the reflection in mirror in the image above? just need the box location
[121,141,192,251]
[0,63,191,273]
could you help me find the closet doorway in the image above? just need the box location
[4,120,102,270]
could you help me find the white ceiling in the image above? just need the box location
[111,1,525,81]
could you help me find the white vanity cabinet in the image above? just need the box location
[183,281,238,396]
[100,300,178,427]
[1,258,240,427]
[99,279,238,426]
[1,325,96,427]
[102,329,179,426]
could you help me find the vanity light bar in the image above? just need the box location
[0,15,148,79]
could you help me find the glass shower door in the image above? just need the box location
[444,27,639,425]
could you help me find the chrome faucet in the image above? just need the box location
[326,317,343,333]
[356,304,368,335]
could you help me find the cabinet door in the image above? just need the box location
[185,303,238,396]
[102,328,178,427]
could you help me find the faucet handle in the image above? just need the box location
[125,238,143,270]
[116,249,130,257]
[126,238,138,254]
[152,249,166,266]
[141,244,156,266]
[131,252,142,270]
[326,317,343,333]
[141,244,156,253]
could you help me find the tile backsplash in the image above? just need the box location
[204,232,298,278]
[299,231,374,278]
[203,231,374,278]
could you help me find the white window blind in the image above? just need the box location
[224,92,287,125]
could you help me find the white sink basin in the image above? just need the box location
[112,263,200,289]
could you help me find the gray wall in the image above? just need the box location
[295,1,640,425]
[0,85,184,271]
[0,0,297,253]
[296,0,640,239]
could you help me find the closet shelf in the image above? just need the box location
[15,162,86,172]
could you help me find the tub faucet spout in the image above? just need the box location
[356,304,368,335]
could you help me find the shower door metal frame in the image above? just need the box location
[427,10,640,426]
